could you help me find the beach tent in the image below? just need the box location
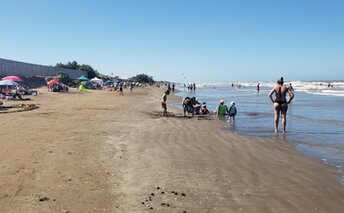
[79,84,90,91]
[0,80,19,86]
[90,77,104,87]
[77,75,89,81]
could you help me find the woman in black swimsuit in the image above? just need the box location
[268,77,294,133]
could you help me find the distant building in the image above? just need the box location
[0,58,87,79]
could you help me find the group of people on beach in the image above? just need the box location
[161,77,295,133]
[216,99,237,122]
[182,96,209,117]
[218,77,294,133]
[166,83,175,94]
[184,83,196,91]
[1,85,36,102]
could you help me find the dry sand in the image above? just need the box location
[1,86,344,213]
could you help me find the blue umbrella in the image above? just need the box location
[0,80,19,86]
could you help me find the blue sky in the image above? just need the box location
[1,0,343,83]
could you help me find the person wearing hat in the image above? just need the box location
[228,101,237,122]
[217,99,229,116]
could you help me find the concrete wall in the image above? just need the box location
[0,58,87,79]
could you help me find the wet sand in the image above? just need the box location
[1,86,344,213]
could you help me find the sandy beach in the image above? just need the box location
[1,86,344,213]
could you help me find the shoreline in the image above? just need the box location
[171,88,344,182]
[175,85,344,186]
[1,86,344,212]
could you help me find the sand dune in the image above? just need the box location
[1,87,343,213]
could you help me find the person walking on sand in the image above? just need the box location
[119,85,123,95]
[268,77,294,133]
[161,90,170,116]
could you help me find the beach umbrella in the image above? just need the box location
[0,80,19,86]
[77,75,89,81]
[47,79,59,86]
[1,75,23,82]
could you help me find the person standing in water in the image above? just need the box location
[216,99,229,121]
[228,101,237,122]
[268,77,294,133]
[288,83,294,92]
[257,83,260,93]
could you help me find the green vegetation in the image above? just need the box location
[55,61,155,83]
[56,61,100,79]
[55,72,71,84]
[129,74,155,84]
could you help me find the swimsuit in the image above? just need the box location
[274,100,287,108]
[161,102,167,109]
[275,100,287,105]
[274,87,287,110]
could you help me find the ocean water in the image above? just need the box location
[175,81,344,183]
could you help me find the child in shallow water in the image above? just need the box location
[228,101,237,122]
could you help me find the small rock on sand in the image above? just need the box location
[39,197,49,202]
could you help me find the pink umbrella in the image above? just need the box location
[2,75,23,82]
[47,79,59,86]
